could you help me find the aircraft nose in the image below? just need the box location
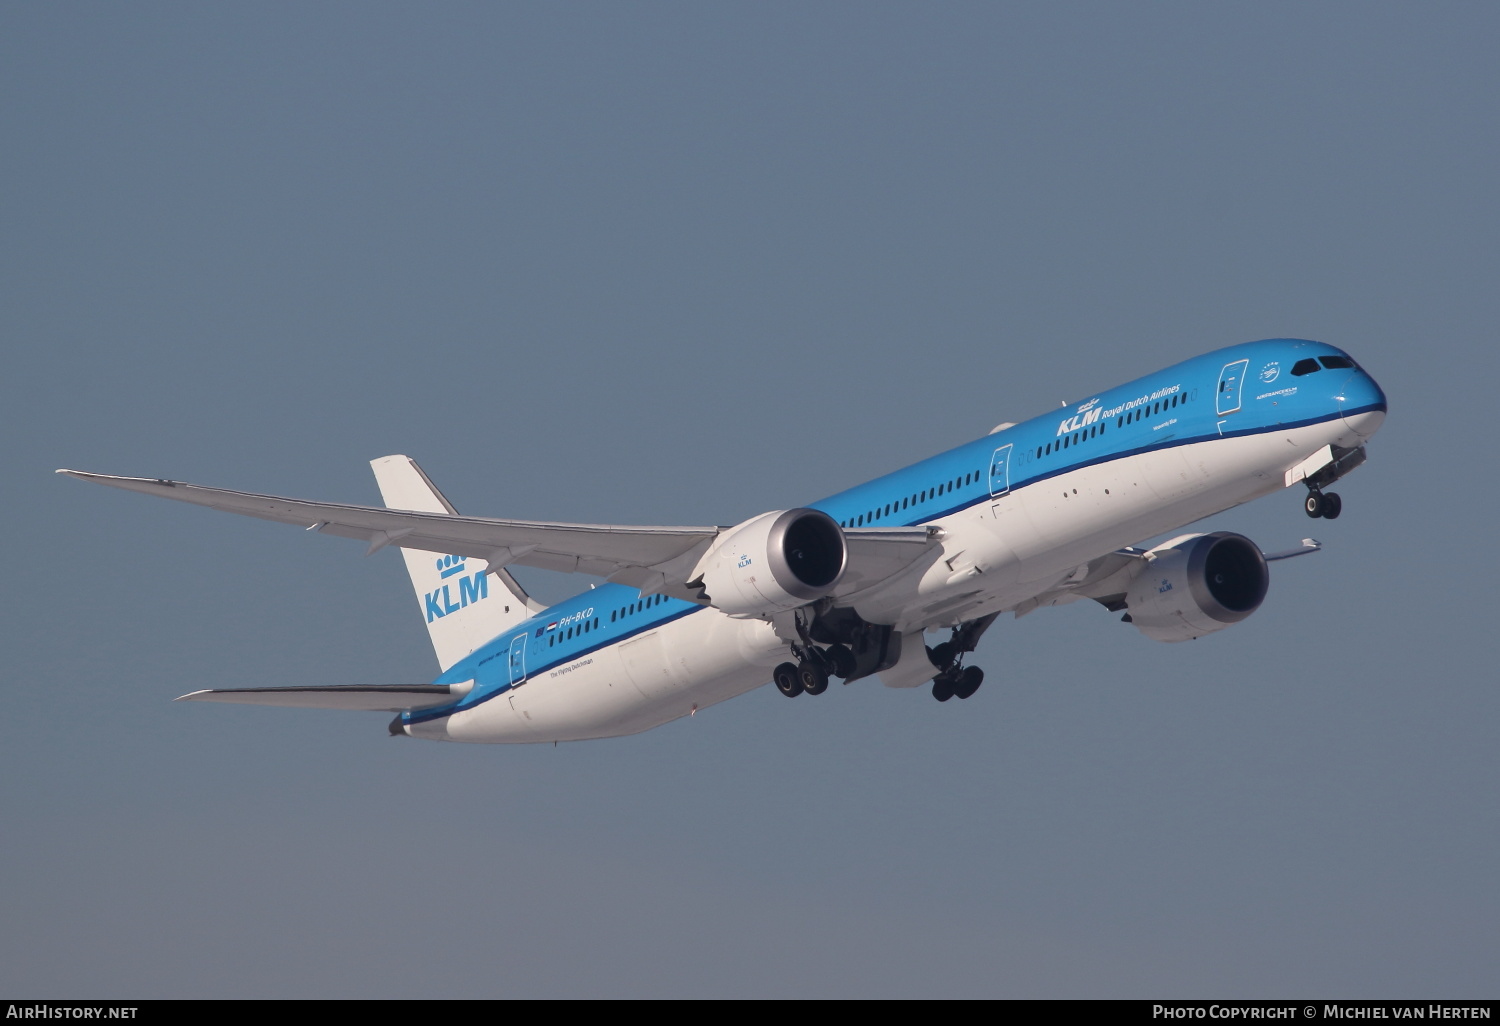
[1338,369,1388,439]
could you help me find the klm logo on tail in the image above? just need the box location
[425,554,488,621]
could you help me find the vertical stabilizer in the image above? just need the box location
[370,455,542,672]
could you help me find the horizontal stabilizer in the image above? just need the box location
[1262,538,1322,562]
[175,684,469,712]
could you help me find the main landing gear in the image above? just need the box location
[925,612,999,703]
[931,665,984,702]
[772,607,997,705]
[1304,487,1343,520]
[773,643,855,698]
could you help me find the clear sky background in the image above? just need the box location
[3,1,1495,998]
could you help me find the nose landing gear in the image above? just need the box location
[1304,487,1343,520]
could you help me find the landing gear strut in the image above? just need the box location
[1304,487,1342,520]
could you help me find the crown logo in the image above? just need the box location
[436,554,468,579]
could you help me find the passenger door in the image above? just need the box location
[988,444,1013,499]
[1217,359,1250,416]
[507,633,527,688]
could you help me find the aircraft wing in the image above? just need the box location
[58,470,940,602]
[834,525,941,597]
[1010,548,1149,618]
[1011,536,1325,618]
[58,469,721,597]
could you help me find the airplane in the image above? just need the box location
[59,338,1386,744]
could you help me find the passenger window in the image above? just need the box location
[1291,358,1321,376]
[1319,355,1354,370]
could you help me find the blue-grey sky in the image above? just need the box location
[3,1,1496,998]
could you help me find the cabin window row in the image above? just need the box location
[1118,390,1190,428]
[547,616,601,646]
[838,470,983,528]
[1036,420,1108,459]
[608,592,667,624]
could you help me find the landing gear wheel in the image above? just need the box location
[1322,492,1342,519]
[799,659,829,696]
[954,666,984,700]
[1304,491,1325,518]
[932,674,956,702]
[773,662,803,698]
[825,644,856,679]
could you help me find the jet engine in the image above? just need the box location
[690,508,846,618]
[1124,532,1269,643]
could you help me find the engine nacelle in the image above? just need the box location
[691,508,846,618]
[1125,532,1269,643]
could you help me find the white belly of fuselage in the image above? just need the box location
[409,608,785,744]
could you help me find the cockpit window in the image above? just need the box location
[1291,358,1321,376]
[1318,355,1355,370]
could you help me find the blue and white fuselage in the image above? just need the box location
[405,338,1385,742]
[60,338,1386,744]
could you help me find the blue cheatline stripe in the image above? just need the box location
[834,405,1380,527]
[406,603,705,725]
[407,401,1382,727]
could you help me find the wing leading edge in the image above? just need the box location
[57,466,941,602]
[58,468,721,599]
